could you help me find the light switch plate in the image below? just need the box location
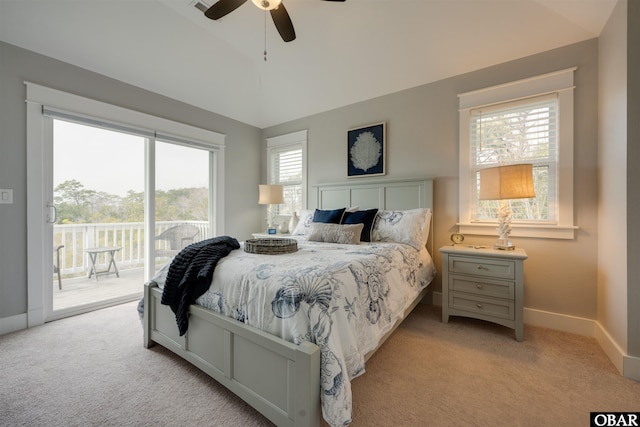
[0,189,13,204]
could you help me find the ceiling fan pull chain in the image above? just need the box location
[264,8,268,61]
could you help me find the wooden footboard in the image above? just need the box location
[143,282,321,427]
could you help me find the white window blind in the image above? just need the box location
[270,145,302,216]
[471,94,558,223]
[266,130,307,217]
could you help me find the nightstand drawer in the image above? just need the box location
[449,275,514,299]
[448,256,515,280]
[449,292,514,320]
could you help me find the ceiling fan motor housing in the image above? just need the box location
[252,0,281,10]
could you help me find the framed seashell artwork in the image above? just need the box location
[347,122,386,177]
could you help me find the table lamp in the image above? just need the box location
[258,184,284,233]
[478,164,535,250]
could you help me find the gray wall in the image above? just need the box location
[597,0,640,364]
[0,41,262,320]
[263,39,600,320]
[626,0,640,357]
[598,0,629,355]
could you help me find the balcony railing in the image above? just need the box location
[53,221,209,277]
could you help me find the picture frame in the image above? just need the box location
[347,122,386,177]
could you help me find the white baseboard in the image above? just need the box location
[594,321,640,381]
[0,313,28,336]
[594,320,625,375]
[523,307,595,337]
[520,308,640,381]
[432,292,638,382]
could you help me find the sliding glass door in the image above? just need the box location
[46,120,218,319]
[25,82,225,327]
[26,82,226,326]
[52,119,146,312]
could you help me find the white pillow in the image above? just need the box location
[372,208,432,250]
[308,223,364,245]
[291,209,315,236]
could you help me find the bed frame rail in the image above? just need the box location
[144,282,321,427]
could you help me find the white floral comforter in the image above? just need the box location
[154,239,435,427]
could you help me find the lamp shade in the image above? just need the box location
[258,184,284,204]
[478,164,536,200]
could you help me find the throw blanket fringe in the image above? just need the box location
[161,235,240,335]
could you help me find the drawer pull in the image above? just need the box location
[476,303,483,309]
[476,284,483,289]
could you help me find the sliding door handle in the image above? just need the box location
[46,203,57,224]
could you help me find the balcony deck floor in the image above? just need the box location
[53,266,147,311]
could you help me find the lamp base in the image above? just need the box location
[493,238,516,251]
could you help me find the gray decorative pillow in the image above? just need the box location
[307,223,364,245]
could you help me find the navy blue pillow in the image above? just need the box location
[341,209,378,242]
[313,208,346,224]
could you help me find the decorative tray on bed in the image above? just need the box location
[244,238,298,255]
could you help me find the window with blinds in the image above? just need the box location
[471,94,558,223]
[458,68,575,239]
[270,145,303,216]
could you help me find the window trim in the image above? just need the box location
[457,68,578,239]
[266,130,308,214]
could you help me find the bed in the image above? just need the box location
[143,178,435,427]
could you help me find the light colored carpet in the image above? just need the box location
[1,301,638,427]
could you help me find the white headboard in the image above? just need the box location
[314,178,433,211]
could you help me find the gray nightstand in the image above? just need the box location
[439,245,528,341]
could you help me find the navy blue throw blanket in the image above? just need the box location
[161,235,240,336]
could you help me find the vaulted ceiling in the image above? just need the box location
[0,0,616,128]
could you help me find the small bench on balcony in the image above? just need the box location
[86,246,122,281]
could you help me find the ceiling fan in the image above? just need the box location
[200,0,346,43]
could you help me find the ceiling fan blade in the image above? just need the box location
[270,4,296,42]
[205,0,248,20]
